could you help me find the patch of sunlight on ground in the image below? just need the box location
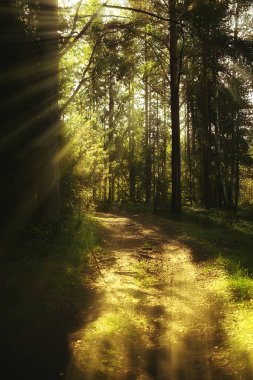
[229,304,253,352]
[65,214,253,379]
[207,271,230,298]
[66,241,214,379]
[206,264,253,377]
[220,302,253,378]
[67,250,153,378]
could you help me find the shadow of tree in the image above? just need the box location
[3,211,252,380]
[63,213,253,380]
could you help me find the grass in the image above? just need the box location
[0,211,102,378]
[173,206,253,303]
[162,206,253,373]
[5,211,101,303]
[3,203,253,377]
[97,201,253,303]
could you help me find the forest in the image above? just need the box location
[1,0,253,379]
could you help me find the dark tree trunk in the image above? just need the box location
[233,3,240,212]
[161,82,168,205]
[0,1,40,224]
[201,46,211,208]
[230,125,237,209]
[144,39,152,204]
[0,0,18,223]
[108,70,115,203]
[186,93,193,206]
[190,99,197,203]
[169,0,181,213]
[214,101,223,208]
[128,81,136,202]
[37,0,60,220]
[234,121,240,210]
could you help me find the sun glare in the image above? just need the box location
[60,0,81,6]
[60,0,128,8]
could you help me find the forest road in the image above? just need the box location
[65,212,245,380]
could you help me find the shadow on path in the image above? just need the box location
[65,213,253,380]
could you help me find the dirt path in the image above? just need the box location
[65,213,245,380]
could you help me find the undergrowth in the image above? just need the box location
[1,211,101,318]
[174,206,253,370]
[7,212,100,259]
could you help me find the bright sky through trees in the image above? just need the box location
[60,0,127,8]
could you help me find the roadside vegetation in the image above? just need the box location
[173,207,253,372]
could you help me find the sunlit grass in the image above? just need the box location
[230,276,253,301]
[147,207,253,376]
[201,252,253,376]
[211,255,253,302]
[228,305,253,353]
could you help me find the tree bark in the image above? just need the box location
[144,39,152,205]
[201,45,211,208]
[186,91,193,206]
[128,80,136,202]
[169,0,181,213]
[37,0,60,220]
[108,69,115,204]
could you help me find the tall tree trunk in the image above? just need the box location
[0,1,42,224]
[186,92,193,206]
[190,98,197,203]
[108,70,114,203]
[128,80,136,202]
[233,2,240,211]
[214,98,223,208]
[230,124,237,208]
[201,45,211,208]
[0,0,17,223]
[169,0,181,213]
[144,39,152,204]
[37,0,60,220]
[153,93,158,211]
[161,81,168,205]
[234,119,240,210]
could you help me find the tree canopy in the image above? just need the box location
[0,0,252,227]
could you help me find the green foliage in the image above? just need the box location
[11,212,100,261]
[57,0,253,213]
[230,276,253,301]
[177,206,253,304]
[240,166,253,206]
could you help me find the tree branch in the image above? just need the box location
[77,14,131,19]
[60,2,183,57]
[129,29,170,83]
[60,1,108,57]
[143,30,168,48]
[60,39,101,114]
[60,0,84,51]
[103,4,182,25]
